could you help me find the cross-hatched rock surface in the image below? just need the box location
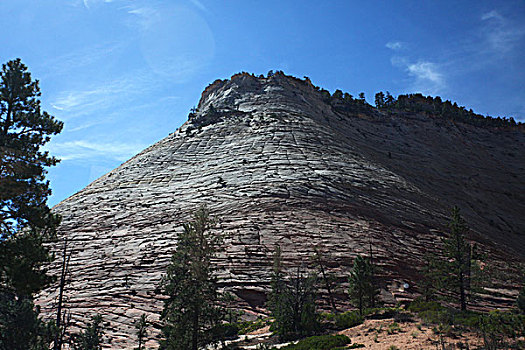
[38,72,525,349]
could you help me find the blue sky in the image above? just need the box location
[1,0,524,206]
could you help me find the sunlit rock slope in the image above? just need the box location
[39,72,525,348]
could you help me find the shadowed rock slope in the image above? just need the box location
[39,72,525,348]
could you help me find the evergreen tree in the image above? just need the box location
[0,58,63,238]
[312,248,338,313]
[419,253,442,302]
[348,255,378,315]
[384,91,395,107]
[71,315,104,350]
[343,93,353,103]
[0,58,63,350]
[332,89,343,99]
[268,246,319,340]
[134,314,148,350]
[517,283,525,314]
[358,92,366,103]
[374,92,385,108]
[438,206,484,310]
[159,206,226,350]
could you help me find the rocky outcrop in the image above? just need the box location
[38,72,525,349]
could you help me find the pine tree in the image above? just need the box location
[517,283,525,314]
[0,58,63,350]
[374,92,385,108]
[71,315,104,350]
[348,255,378,315]
[0,58,63,238]
[159,206,226,350]
[134,314,148,350]
[420,253,442,302]
[438,206,484,310]
[268,246,319,340]
[332,89,343,99]
[385,91,395,107]
[312,248,338,313]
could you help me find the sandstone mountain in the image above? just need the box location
[39,72,525,348]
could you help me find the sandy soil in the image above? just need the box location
[339,318,483,350]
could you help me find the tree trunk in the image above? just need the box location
[315,251,338,313]
[192,307,199,350]
[54,239,70,350]
[459,270,466,311]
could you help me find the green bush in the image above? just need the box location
[364,307,404,320]
[452,310,482,329]
[280,334,351,350]
[218,323,239,338]
[236,318,269,335]
[387,322,401,334]
[479,311,525,349]
[334,311,364,329]
[407,300,444,313]
[407,300,452,325]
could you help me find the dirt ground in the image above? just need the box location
[338,318,483,349]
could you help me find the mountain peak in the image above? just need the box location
[38,72,525,348]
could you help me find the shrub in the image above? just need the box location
[407,300,444,314]
[479,311,525,349]
[217,323,239,339]
[236,318,269,335]
[387,322,401,334]
[407,300,451,325]
[334,311,364,329]
[452,310,482,329]
[280,334,351,350]
[364,307,403,320]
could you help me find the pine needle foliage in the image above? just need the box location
[159,206,227,350]
[438,206,484,310]
[348,255,379,315]
[71,315,104,350]
[0,58,62,350]
[268,246,320,341]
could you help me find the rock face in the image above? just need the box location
[39,72,525,349]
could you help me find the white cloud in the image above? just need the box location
[52,72,154,118]
[407,62,443,86]
[41,42,124,77]
[47,140,146,162]
[481,10,503,22]
[189,0,208,13]
[480,10,524,53]
[127,6,161,30]
[392,57,445,95]
[82,0,118,9]
[386,41,403,50]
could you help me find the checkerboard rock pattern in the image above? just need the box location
[38,72,525,348]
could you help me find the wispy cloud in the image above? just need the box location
[47,140,146,162]
[392,57,445,95]
[40,42,125,77]
[52,72,154,119]
[386,41,403,50]
[82,0,117,9]
[481,10,503,22]
[127,6,161,30]
[480,10,524,53]
[189,0,208,13]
